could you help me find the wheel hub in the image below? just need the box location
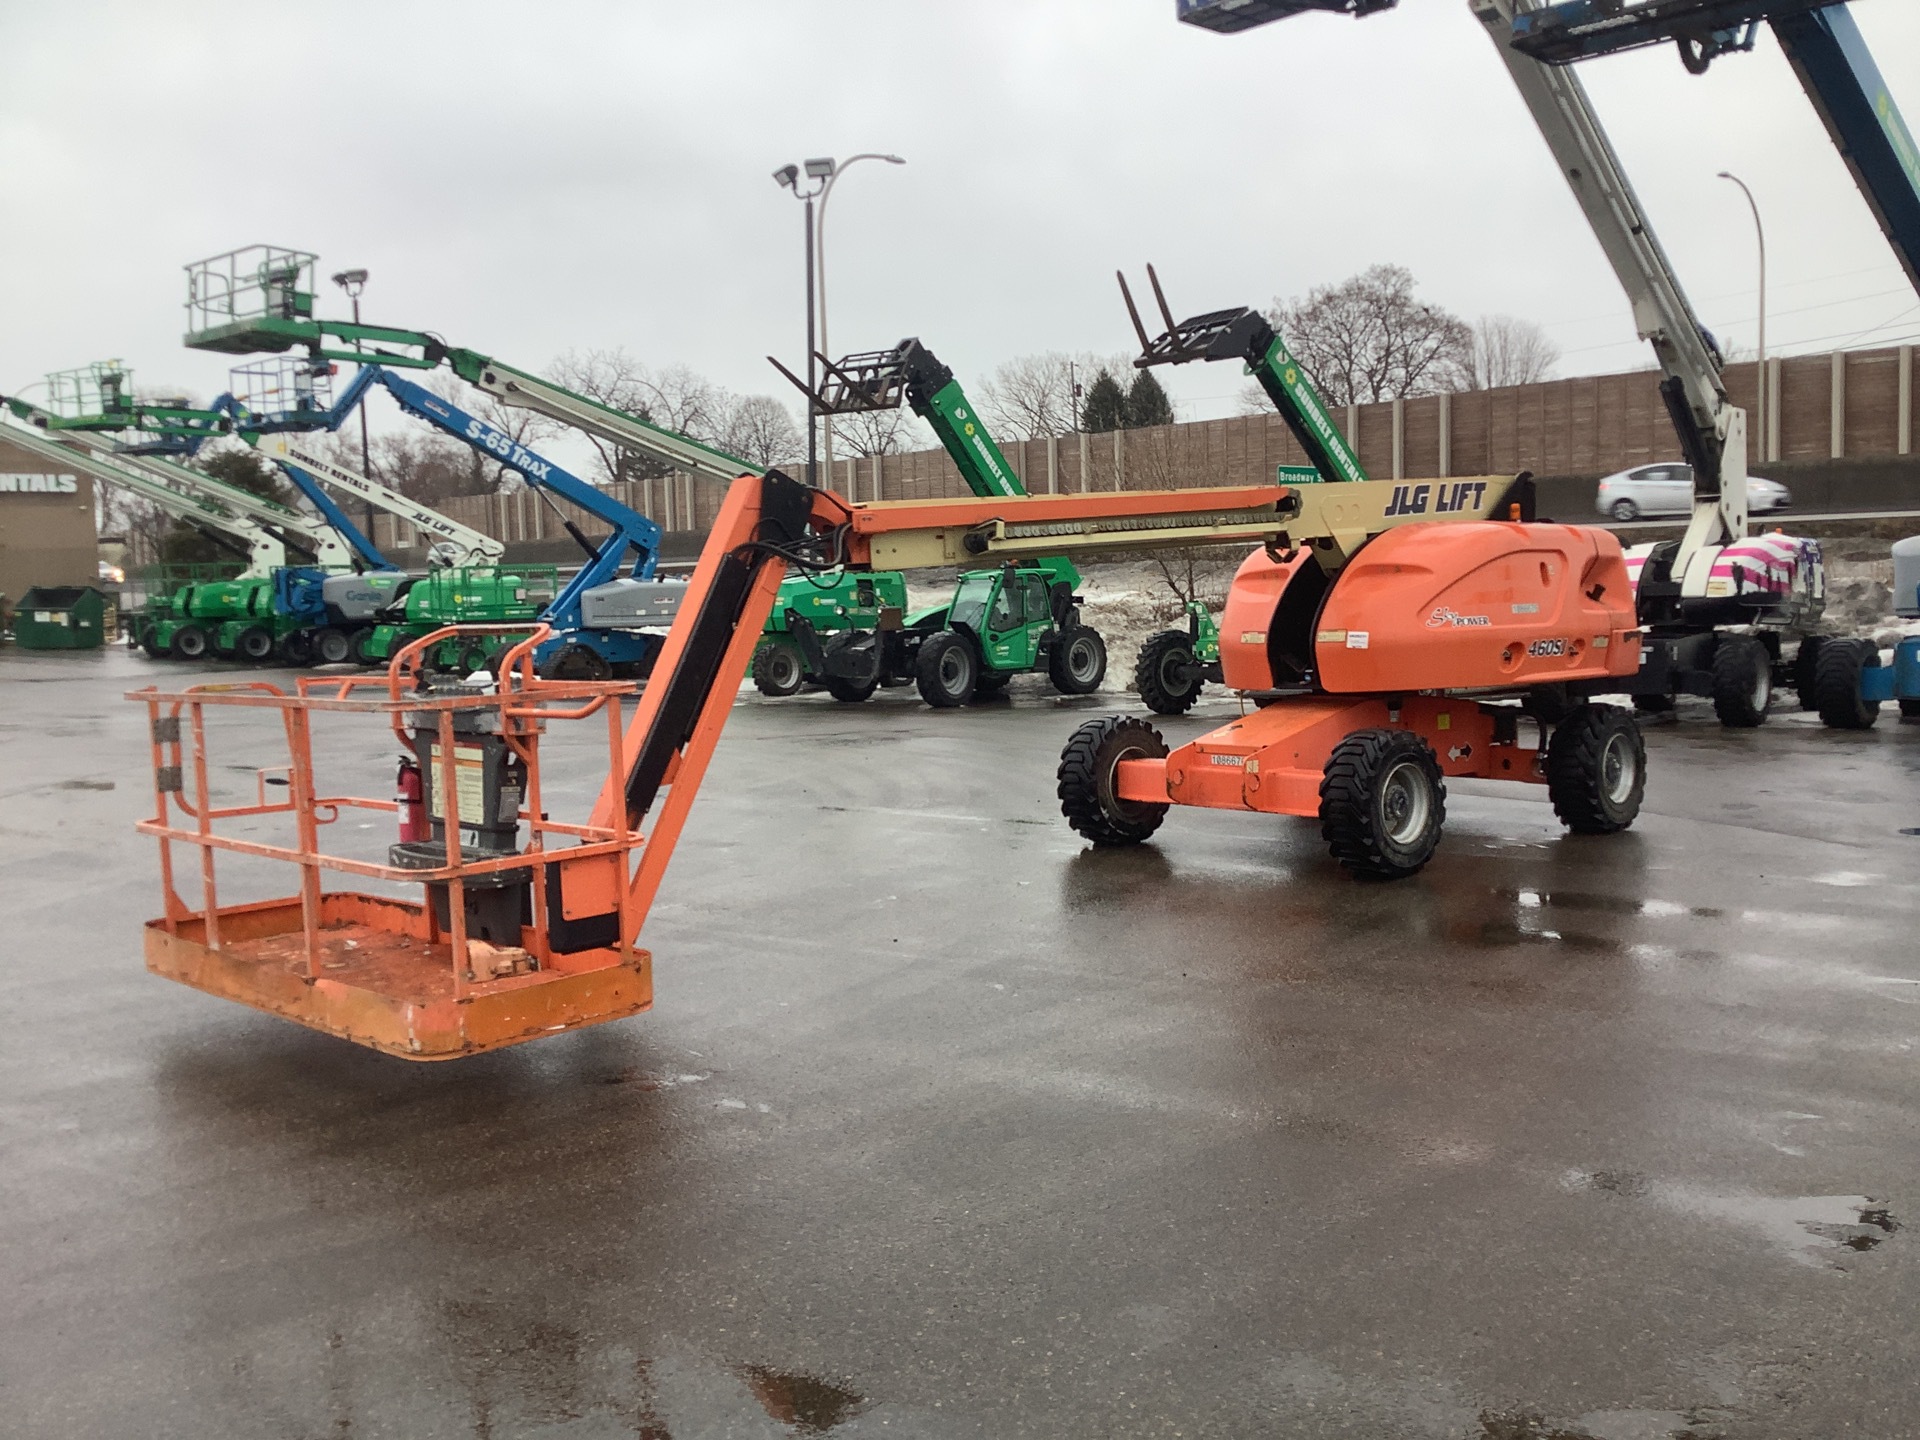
[1601,732,1637,804]
[1379,760,1432,845]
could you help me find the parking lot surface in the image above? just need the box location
[4,646,1918,1439]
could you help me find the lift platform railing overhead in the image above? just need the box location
[182,246,762,489]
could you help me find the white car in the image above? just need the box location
[1595,463,1790,521]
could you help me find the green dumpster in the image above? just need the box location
[14,585,109,650]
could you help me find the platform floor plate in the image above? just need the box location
[144,892,651,1060]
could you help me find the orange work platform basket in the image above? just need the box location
[130,627,652,1060]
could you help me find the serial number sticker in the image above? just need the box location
[1209,753,1246,767]
[1511,602,1540,614]
[1346,630,1370,649]
[1241,631,1267,644]
[1527,638,1568,657]
[1316,630,1345,643]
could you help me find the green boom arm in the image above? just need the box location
[770,338,1028,499]
[1120,265,1366,485]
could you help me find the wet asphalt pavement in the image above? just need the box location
[4,645,1919,1439]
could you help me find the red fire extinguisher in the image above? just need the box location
[395,755,427,842]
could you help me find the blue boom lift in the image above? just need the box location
[356,367,681,680]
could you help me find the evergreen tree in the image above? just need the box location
[1125,369,1174,429]
[159,445,294,566]
[1079,368,1130,434]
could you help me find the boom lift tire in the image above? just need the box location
[1134,630,1203,715]
[825,675,879,703]
[1546,705,1645,834]
[1710,636,1772,728]
[237,625,276,664]
[1815,638,1882,730]
[277,629,316,666]
[314,628,355,666]
[1901,699,1920,720]
[170,624,210,661]
[1048,628,1108,696]
[1318,729,1447,880]
[1632,694,1674,715]
[751,641,806,697]
[353,629,382,666]
[1057,715,1170,847]
[1792,635,1826,710]
[916,631,978,708]
[542,644,613,682]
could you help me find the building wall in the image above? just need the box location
[0,435,98,608]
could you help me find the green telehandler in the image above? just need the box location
[764,339,1107,707]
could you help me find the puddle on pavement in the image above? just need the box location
[1567,1172,1899,1266]
[1498,888,1722,921]
[1480,1408,1719,1440]
[54,778,114,791]
[736,1365,867,1433]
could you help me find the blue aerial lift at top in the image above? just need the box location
[356,366,681,679]
[1180,0,1920,297]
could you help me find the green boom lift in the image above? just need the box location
[1116,265,1369,713]
[765,338,1108,707]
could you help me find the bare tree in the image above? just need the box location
[548,348,671,485]
[1469,315,1560,389]
[980,353,1077,439]
[835,405,931,458]
[719,393,802,468]
[634,363,726,442]
[1266,264,1474,406]
[978,350,1138,439]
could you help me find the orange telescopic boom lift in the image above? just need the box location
[133,450,1637,1060]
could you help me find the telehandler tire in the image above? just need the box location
[916,631,978,707]
[825,675,879,703]
[1058,715,1169,847]
[1134,630,1203,716]
[1546,704,1645,834]
[170,624,210,661]
[972,670,1012,698]
[1318,729,1447,880]
[752,641,806,697]
[1049,627,1108,696]
[1815,637,1881,730]
[1711,636,1772,727]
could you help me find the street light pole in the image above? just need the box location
[775,161,837,486]
[1718,171,1767,462]
[331,267,373,542]
[816,153,906,498]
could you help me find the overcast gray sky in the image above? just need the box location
[4,0,1917,445]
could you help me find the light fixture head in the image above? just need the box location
[804,157,836,180]
[882,154,906,165]
[330,268,369,291]
[773,163,800,190]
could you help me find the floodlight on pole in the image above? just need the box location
[817,153,907,498]
[331,266,375,536]
[1718,171,1768,461]
[775,161,834,486]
